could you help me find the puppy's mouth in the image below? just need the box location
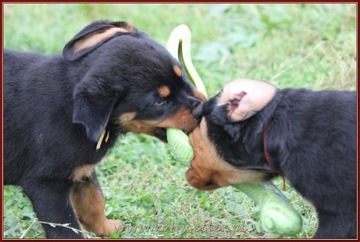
[154,128,167,142]
[152,104,203,142]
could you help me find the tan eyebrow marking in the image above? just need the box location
[173,65,182,77]
[158,86,171,98]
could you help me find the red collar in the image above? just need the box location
[262,123,286,191]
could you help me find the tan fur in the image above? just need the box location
[193,89,207,102]
[70,182,123,237]
[158,86,171,98]
[73,26,132,53]
[118,88,206,139]
[186,119,265,190]
[71,164,95,182]
[118,112,137,125]
[173,65,182,77]
[219,78,277,121]
[121,107,197,136]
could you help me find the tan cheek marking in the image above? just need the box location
[173,65,182,77]
[186,119,265,190]
[120,103,200,137]
[143,107,197,132]
[120,107,198,137]
[158,86,171,98]
[118,112,137,125]
[71,164,95,182]
[121,120,157,136]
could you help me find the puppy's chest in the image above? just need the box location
[69,131,119,182]
[88,130,119,161]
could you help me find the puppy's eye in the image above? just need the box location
[155,98,167,106]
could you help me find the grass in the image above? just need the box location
[3,3,356,239]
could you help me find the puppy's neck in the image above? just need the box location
[257,90,283,125]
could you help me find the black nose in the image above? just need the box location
[192,102,204,121]
[202,97,217,116]
[190,97,202,110]
[192,97,221,124]
[183,94,202,111]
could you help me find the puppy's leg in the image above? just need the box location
[22,180,84,238]
[70,171,124,237]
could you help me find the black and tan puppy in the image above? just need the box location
[186,79,356,238]
[4,20,205,238]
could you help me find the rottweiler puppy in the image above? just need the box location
[186,78,356,238]
[4,20,205,238]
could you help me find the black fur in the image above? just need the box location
[201,88,356,238]
[4,20,201,238]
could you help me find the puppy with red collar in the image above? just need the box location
[186,78,356,238]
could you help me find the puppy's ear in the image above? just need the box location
[63,20,136,61]
[220,79,277,122]
[72,78,122,143]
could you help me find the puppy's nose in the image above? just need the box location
[192,102,204,121]
[184,95,202,110]
[190,98,202,110]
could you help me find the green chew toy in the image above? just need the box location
[166,25,302,236]
[166,128,194,163]
[233,183,303,236]
[166,24,207,97]
[165,24,206,164]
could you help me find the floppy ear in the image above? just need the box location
[72,79,122,143]
[63,20,135,61]
[219,79,277,122]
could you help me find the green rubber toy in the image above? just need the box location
[233,183,302,236]
[165,25,203,164]
[166,128,194,164]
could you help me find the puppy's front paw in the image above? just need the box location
[88,219,124,238]
[101,219,124,237]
